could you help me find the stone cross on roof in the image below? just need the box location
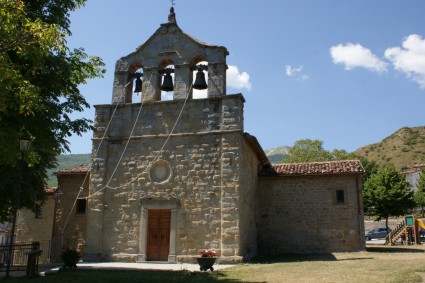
[168,2,176,24]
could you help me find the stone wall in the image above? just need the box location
[16,194,55,245]
[257,174,365,254]
[86,94,252,263]
[52,174,89,262]
[237,139,260,260]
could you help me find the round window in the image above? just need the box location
[150,160,172,183]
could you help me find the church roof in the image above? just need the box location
[244,133,271,167]
[267,160,364,177]
[54,164,90,175]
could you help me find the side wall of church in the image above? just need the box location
[86,94,250,263]
[236,140,259,260]
[51,174,89,262]
[257,175,365,254]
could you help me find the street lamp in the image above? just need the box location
[5,138,31,278]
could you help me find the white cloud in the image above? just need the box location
[384,34,425,89]
[330,43,388,73]
[285,65,309,81]
[227,65,252,91]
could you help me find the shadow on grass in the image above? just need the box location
[252,253,338,264]
[366,246,425,253]
[252,253,376,264]
[1,269,259,283]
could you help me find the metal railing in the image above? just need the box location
[0,241,51,273]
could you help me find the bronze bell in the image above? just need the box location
[161,70,174,92]
[134,74,143,93]
[193,68,208,90]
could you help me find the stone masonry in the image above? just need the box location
[257,166,365,254]
[86,92,261,263]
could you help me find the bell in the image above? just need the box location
[193,68,208,90]
[161,71,174,92]
[134,76,143,93]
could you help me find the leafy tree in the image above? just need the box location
[414,169,425,217]
[414,190,425,218]
[363,166,415,230]
[357,156,380,184]
[330,148,357,161]
[282,139,332,163]
[0,0,105,221]
[282,139,357,163]
[417,168,425,192]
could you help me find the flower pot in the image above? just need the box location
[61,249,81,269]
[62,256,80,269]
[196,257,216,271]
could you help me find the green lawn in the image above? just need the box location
[2,246,425,283]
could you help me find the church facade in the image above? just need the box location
[52,8,365,263]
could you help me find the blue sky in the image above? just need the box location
[67,0,425,154]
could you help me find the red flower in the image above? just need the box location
[199,249,216,258]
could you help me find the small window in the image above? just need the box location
[336,190,345,204]
[35,207,43,219]
[76,198,87,214]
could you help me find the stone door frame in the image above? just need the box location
[138,198,179,262]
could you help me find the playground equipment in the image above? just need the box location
[386,215,425,245]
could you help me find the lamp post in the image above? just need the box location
[5,138,31,278]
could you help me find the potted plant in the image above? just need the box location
[196,249,217,271]
[61,248,81,269]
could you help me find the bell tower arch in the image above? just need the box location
[111,7,229,104]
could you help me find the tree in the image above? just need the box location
[417,168,425,192]
[0,0,105,221]
[282,139,357,163]
[357,156,379,184]
[414,190,425,218]
[414,169,425,217]
[363,166,415,230]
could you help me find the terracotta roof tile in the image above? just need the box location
[266,160,364,176]
[401,168,420,174]
[44,187,57,194]
[54,164,90,175]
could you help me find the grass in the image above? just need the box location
[2,246,425,283]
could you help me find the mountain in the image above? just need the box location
[354,126,425,171]
[265,146,290,164]
[46,154,91,187]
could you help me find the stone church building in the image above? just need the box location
[48,8,366,263]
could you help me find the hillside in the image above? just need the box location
[46,154,91,187]
[354,126,425,171]
[265,146,290,164]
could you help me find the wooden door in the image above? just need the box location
[147,209,171,261]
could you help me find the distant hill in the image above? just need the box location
[46,154,91,187]
[354,126,425,171]
[265,146,290,164]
